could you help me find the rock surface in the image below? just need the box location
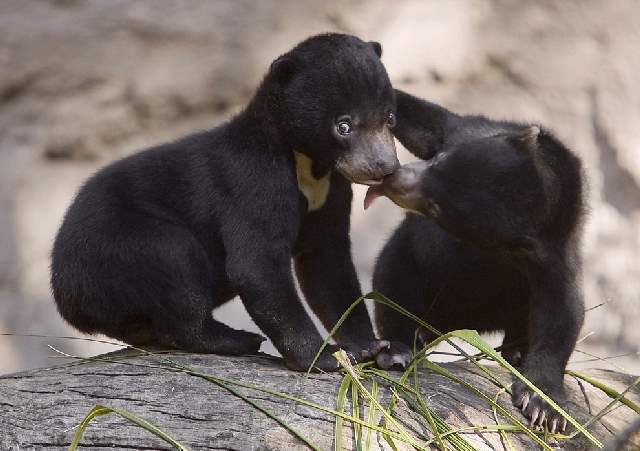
[0,0,638,374]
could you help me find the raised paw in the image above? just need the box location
[375,341,413,370]
[512,380,567,433]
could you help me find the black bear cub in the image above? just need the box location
[51,33,401,372]
[368,89,585,431]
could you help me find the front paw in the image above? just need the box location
[511,379,568,433]
[375,341,413,370]
[340,338,391,362]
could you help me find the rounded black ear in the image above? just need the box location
[269,55,296,83]
[369,41,382,58]
[515,125,541,150]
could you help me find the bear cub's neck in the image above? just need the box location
[239,86,334,212]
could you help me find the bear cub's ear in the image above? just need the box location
[270,55,297,83]
[512,125,540,151]
[368,41,383,58]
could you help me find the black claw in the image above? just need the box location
[512,382,568,435]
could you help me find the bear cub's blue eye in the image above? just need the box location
[336,120,352,136]
[387,111,397,128]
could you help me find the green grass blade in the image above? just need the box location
[307,294,368,375]
[360,295,602,447]
[365,292,442,338]
[365,369,400,451]
[424,360,553,450]
[371,362,474,451]
[427,329,603,448]
[567,371,640,414]
[434,424,523,438]
[68,404,188,451]
[305,292,476,449]
[370,379,523,446]
[411,358,448,450]
[335,374,352,451]
[433,416,476,451]
[366,368,463,448]
[352,379,363,451]
[564,372,640,439]
[309,291,502,389]
[211,375,321,450]
[492,388,516,451]
[366,292,508,390]
[334,350,427,450]
[364,379,379,451]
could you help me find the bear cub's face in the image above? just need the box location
[270,34,399,185]
[366,126,546,250]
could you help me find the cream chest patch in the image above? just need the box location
[294,151,331,211]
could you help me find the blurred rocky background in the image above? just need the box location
[1,0,638,375]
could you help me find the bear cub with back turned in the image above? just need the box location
[368,89,586,431]
[51,34,402,372]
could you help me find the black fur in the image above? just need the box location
[51,33,400,372]
[372,89,586,429]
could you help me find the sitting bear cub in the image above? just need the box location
[368,89,585,431]
[51,33,401,372]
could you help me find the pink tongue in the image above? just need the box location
[364,185,384,210]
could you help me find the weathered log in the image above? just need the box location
[0,350,638,450]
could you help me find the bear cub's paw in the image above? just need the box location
[285,340,399,372]
[374,341,413,370]
[511,379,568,433]
[217,329,267,355]
[185,328,267,355]
[340,338,391,361]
